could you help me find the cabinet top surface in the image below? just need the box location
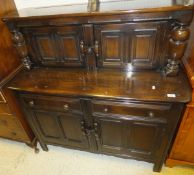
[3,0,194,20]
[7,68,191,103]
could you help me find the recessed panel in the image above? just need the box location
[34,111,61,138]
[128,122,157,154]
[61,36,79,61]
[103,35,121,61]
[59,114,83,142]
[101,119,122,148]
[36,36,56,61]
[135,35,151,60]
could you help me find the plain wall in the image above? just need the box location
[14,0,110,9]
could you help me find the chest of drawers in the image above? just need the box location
[0,0,35,146]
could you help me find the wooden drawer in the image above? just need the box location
[0,103,11,114]
[21,94,82,113]
[0,114,29,141]
[92,100,172,118]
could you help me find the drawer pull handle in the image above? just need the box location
[94,122,100,140]
[104,108,108,113]
[29,101,34,107]
[148,112,154,118]
[63,104,69,110]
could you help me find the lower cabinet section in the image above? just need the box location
[19,93,184,172]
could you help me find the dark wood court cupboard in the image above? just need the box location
[0,0,35,146]
[3,0,194,172]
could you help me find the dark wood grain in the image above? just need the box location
[0,0,20,81]
[165,18,194,168]
[7,68,191,103]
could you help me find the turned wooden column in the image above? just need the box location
[164,24,190,76]
[11,30,32,69]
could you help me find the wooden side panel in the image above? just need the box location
[168,107,194,163]
[0,0,21,81]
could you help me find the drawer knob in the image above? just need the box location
[104,108,108,113]
[148,111,154,117]
[64,104,69,110]
[29,101,34,107]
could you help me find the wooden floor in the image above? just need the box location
[0,138,194,175]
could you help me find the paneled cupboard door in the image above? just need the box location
[23,25,85,67]
[93,114,166,160]
[28,109,89,150]
[94,22,169,70]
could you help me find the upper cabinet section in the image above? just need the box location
[2,0,194,75]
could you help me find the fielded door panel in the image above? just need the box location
[94,22,169,70]
[29,109,89,150]
[23,25,85,67]
[93,114,167,160]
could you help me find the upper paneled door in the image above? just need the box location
[94,22,169,70]
[93,114,167,160]
[23,25,85,67]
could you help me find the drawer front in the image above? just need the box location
[0,114,29,141]
[21,94,82,113]
[0,103,11,114]
[92,100,171,119]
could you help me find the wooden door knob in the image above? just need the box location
[29,100,34,107]
[104,108,108,112]
[63,104,69,110]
